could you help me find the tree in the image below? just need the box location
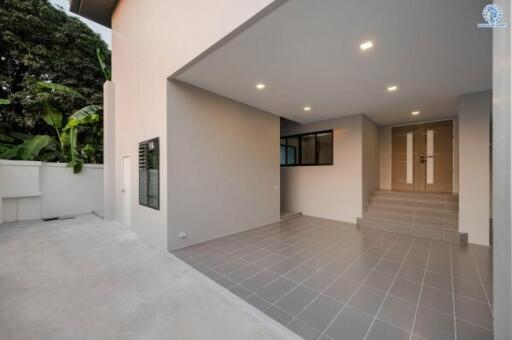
[0,0,110,144]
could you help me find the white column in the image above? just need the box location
[103,81,116,220]
[492,0,511,338]
[458,91,491,246]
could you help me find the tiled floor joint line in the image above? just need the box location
[361,233,418,340]
[408,241,433,340]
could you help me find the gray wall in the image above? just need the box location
[167,82,280,250]
[281,115,363,223]
[111,0,275,250]
[459,91,491,246]
[492,0,511,338]
[362,116,380,209]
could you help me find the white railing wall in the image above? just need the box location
[0,160,103,223]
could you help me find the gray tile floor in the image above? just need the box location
[173,215,493,340]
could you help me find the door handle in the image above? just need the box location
[419,153,426,164]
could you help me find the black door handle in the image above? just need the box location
[419,153,426,163]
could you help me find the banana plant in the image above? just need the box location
[63,105,101,173]
[0,112,55,161]
[37,82,85,100]
[38,81,101,173]
[0,134,54,161]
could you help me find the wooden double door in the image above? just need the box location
[391,121,453,193]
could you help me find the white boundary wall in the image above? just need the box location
[0,160,103,223]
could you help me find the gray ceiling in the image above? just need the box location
[175,0,492,125]
[69,0,117,28]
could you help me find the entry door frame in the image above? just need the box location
[390,119,455,193]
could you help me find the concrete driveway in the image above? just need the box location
[0,214,299,340]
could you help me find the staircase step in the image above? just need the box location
[362,190,464,243]
[363,211,458,229]
[358,217,466,244]
[367,204,458,219]
[372,190,458,203]
[369,196,458,211]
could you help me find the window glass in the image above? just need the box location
[301,134,316,164]
[287,136,299,165]
[139,138,159,209]
[317,132,333,164]
[280,130,333,166]
[280,139,286,165]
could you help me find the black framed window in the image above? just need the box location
[139,138,159,209]
[280,130,333,166]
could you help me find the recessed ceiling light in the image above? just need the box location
[304,106,311,112]
[412,111,420,116]
[256,83,266,90]
[387,85,398,92]
[360,41,374,51]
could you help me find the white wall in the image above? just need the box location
[0,160,103,223]
[492,1,511,337]
[103,81,116,221]
[459,91,491,246]
[111,0,276,250]
[167,82,280,250]
[362,115,380,209]
[379,117,459,193]
[281,115,363,223]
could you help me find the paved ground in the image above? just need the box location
[0,215,299,340]
[174,215,494,340]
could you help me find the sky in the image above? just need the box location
[49,0,112,48]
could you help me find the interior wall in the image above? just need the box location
[492,1,511,337]
[379,125,392,191]
[281,115,363,223]
[362,116,380,209]
[168,82,280,250]
[111,0,276,250]
[379,117,459,193]
[458,90,491,246]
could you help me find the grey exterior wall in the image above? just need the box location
[167,82,280,250]
[492,0,511,338]
[280,115,363,223]
[362,115,380,209]
[459,91,491,246]
[111,0,277,250]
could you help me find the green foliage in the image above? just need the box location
[0,134,53,160]
[97,48,111,81]
[42,102,62,129]
[37,81,86,101]
[64,105,101,130]
[63,103,101,173]
[0,0,110,171]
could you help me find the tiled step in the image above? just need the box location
[363,210,458,230]
[360,190,464,243]
[371,191,459,200]
[366,203,458,220]
[369,196,458,211]
[357,217,467,244]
